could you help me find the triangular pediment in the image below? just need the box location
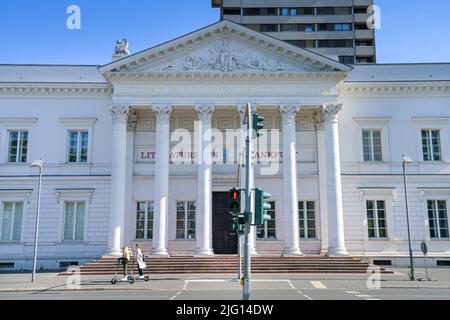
[100,20,351,74]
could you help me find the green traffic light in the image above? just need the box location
[254,188,272,225]
[252,113,265,138]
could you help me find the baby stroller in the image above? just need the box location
[111,257,135,285]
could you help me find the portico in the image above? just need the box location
[100,20,352,257]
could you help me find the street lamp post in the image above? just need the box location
[402,155,415,281]
[31,159,43,283]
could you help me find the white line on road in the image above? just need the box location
[170,280,189,300]
[287,280,296,290]
[297,290,313,301]
[169,292,181,301]
[356,295,372,298]
[366,298,381,301]
[186,279,228,283]
[345,291,360,294]
[310,281,327,289]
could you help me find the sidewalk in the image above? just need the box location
[0,268,449,293]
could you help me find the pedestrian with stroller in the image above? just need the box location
[135,243,147,279]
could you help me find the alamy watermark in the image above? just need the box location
[367,5,382,30]
[66,5,81,30]
[66,266,81,290]
[366,265,382,290]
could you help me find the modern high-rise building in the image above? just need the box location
[212,0,376,64]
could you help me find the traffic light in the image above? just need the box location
[229,188,241,215]
[252,113,265,138]
[254,188,272,225]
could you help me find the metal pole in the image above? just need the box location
[31,164,43,283]
[403,160,415,281]
[424,254,429,281]
[237,233,242,280]
[243,103,252,300]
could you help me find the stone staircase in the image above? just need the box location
[67,255,392,275]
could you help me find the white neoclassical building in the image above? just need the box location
[1,20,450,270]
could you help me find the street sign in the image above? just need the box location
[421,241,428,255]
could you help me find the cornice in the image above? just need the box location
[339,81,450,96]
[104,71,347,83]
[0,83,111,96]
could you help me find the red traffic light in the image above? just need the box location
[232,191,239,200]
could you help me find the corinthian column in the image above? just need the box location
[279,104,303,256]
[151,104,172,256]
[195,104,215,256]
[323,104,348,256]
[106,105,129,257]
[237,104,257,255]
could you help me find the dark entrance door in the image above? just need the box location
[212,192,238,254]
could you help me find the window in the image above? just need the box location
[318,39,354,48]
[334,7,352,15]
[355,23,370,30]
[356,40,373,46]
[422,129,442,161]
[428,200,449,239]
[68,131,89,163]
[257,201,276,239]
[286,40,316,48]
[223,8,241,15]
[244,24,278,32]
[299,201,316,239]
[243,8,278,16]
[136,201,153,240]
[280,8,297,16]
[8,131,28,163]
[176,201,196,240]
[354,6,370,14]
[281,24,315,32]
[317,7,352,15]
[280,7,315,16]
[1,202,23,241]
[339,56,355,64]
[318,23,352,31]
[356,57,375,63]
[366,200,388,239]
[362,129,383,162]
[64,201,85,241]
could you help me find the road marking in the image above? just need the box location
[287,280,296,290]
[169,291,181,300]
[297,290,313,301]
[169,280,189,300]
[310,281,327,289]
[251,279,291,282]
[345,291,360,294]
[356,295,372,298]
[186,279,228,283]
[366,298,381,301]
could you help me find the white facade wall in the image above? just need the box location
[1,21,450,269]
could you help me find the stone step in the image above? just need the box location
[65,255,392,275]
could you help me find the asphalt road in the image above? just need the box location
[1,273,450,300]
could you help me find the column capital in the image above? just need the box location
[279,104,300,124]
[152,104,173,122]
[314,111,325,130]
[322,103,343,122]
[195,104,215,121]
[110,105,129,124]
[237,103,257,122]
[127,111,138,132]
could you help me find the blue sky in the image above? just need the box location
[0,0,449,65]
